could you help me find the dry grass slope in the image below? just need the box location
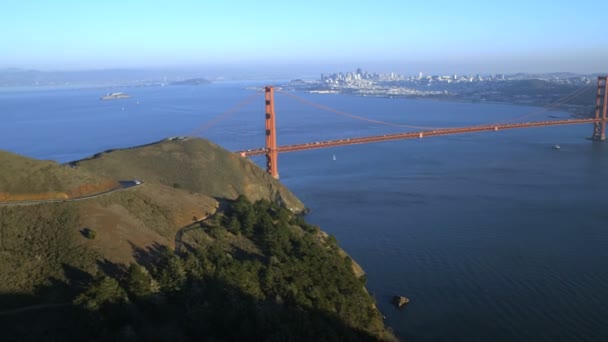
[0,203,98,308]
[80,183,218,264]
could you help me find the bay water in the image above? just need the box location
[1,82,607,341]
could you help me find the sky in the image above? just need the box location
[1,0,606,75]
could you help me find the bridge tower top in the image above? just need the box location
[592,76,608,141]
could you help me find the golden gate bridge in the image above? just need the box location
[192,76,608,179]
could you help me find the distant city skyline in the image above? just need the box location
[1,0,606,75]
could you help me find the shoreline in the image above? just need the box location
[283,87,593,118]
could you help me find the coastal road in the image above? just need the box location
[0,180,143,207]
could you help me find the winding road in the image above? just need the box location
[174,213,213,253]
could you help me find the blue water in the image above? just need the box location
[1,83,607,341]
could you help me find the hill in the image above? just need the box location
[499,79,597,107]
[1,138,304,290]
[74,138,303,212]
[0,138,393,341]
[0,150,118,202]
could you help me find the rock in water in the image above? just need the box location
[392,295,410,308]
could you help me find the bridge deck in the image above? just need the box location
[237,118,600,156]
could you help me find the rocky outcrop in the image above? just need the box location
[392,295,410,308]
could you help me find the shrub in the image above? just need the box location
[82,228,97,240]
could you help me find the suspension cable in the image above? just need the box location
[276,89,443,130]
[503,83,593,123]
[189,91,262,137]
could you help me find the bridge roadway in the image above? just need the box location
[237,118,601,157]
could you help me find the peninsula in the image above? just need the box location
[0,138,395,341]
[284,70,598,117]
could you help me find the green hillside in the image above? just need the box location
[0,150,117,201]
[75,138,304,211]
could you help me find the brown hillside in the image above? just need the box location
[79,183,219,264]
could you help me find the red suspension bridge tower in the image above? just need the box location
[592,76,608,141]
[265,86,279,179]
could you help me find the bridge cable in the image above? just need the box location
[188,91,262,137]
[276,89,444,130]
[502,84,594,123]
[277,86,591,131]
[276,83,593,138]
[459,83,593,129]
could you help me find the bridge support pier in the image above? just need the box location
[265,86,279,179]
[592,76,608,141]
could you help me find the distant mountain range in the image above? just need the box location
[0,68,602,89]
[169,78,211,86]
[0,68,212,88]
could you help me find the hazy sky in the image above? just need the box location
[1,0,606,74]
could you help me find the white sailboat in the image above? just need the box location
[332,154,336,161]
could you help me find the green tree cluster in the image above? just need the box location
[65,196,392,341]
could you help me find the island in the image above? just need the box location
[100,92,130,100]
[170,78,211,86]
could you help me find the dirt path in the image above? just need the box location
[174,213,214,253]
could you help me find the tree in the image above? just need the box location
[227,216,242,234]
[231,195,252,217]
[124,264,157,299]
[153,248,187,293]
[74,274,129,311]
